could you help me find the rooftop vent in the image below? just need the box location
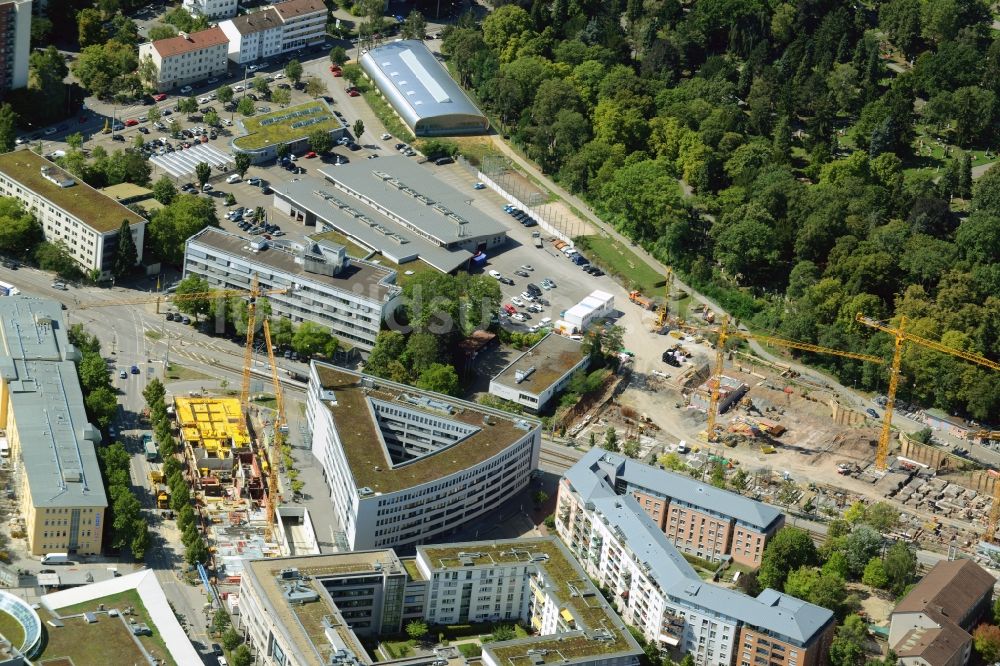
[358,486,374,496]
[62,469,82,483]
[40,166,74,188]
[279,568,301,580]
[282,581,319,604]
[514,366,535,384]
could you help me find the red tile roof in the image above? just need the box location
[151,26,228,58]
[272,0,326,19]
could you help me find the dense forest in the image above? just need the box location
[441,0,1000,421]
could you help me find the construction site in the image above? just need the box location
[559,278,1000,569]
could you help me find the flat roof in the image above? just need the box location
[275,178,470,273]
[492,333,588,396]
[564,453,834,645]
[0,150,145,233]
[233,101,343,151]
[420,537,641,664]
[360,40,487,133]
[319,156,507,247]
[186,227,398,302]
[243,551,401,666]
[0,298,106,510]
[313,362,539,494]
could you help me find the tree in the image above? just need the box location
[177,96,197,114]
[407,620,429,641]
[85,386,118,428]
[401,10,427,40]
[234,153,252,179]
[365,331,406,378]
[276,143,290,160]
[309,129,333,154]
[492,624,517,642]
[79,352,111,392]
[883,541,916,595]
[291,321,336,358]
[974,624,1000,663]
[271,87,291,106]
[36,241,82,279]
[415,363,460,395]
[602,427,619,452]
[147,195,219,265]
[143,377,166,409]
[217,85,233,105]
[0,198,43,259]
[211,608,231,635]
[759,527,819,591]
[77,8,106,47]
[174,275,212,320]
[861,557,889,589]
[112,490,141,549]
[353,119,365,141]
[253,76,270,98]
[304,77,327,98]
[829,614,867,666]
[284,59,303,84]
[153,176,177,205]
[231,645,253,666]
[271,317,294,347]
[222,627,242,651]
[130,522,150,560]
[730,468,749,494]
[185,535,208,565]
[205,110,220,127]
[113,220,137,278]
[237,97,256,116]
[329,46,347,65]
[147,25,177,41]
[844,526,884,578]
[482,5,531,52]
[0,104,16,152]
[195,162,211,190]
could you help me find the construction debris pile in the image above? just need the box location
[889,475,991,532]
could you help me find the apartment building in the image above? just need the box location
[218,0,326,66]
[182,0,236,20]
[0,151,145,277]
[238,538,643,666]
[306,363,541,552]
[557,452,835,666]
[184,228,400,350]
[0,0,31,95]
[218,8,282,64]
[272,0,326,51]
[138,27,229,92]
[0,297,107,557]
[569,449,782,567]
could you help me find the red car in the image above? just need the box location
[304,151,317,158]
[503,304,516,315]
[347,89,360,97]
[124,119,138,127]
[329,65,341,73]
[153,93,167,101]
[332,69,343,77]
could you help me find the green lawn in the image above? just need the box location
[0,610,25,649]
[390,258,441,288]
[361,89,414,142]
[165,363,213,382]
[44,589,177,666]
[573,235,665,294]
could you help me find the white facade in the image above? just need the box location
[564,290,615,331]
[0,152,145,277]
[307,363,542,551]
[488,333,589,411]
[183,228,399,350]
[182,0,237,20]
[417,557,534,626]
[0,0,31,93]
[218,10,283,65]
[138,28,229,92]
[274,0,326,51]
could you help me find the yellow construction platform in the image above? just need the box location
[174,396,250,454]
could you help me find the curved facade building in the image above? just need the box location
[360,40,488,137]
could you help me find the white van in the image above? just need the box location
[226,174,241,184]
[41,553,71,565]
[539,317,552,327]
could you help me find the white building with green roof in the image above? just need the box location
[230,100,346,163]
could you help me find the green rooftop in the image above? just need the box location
[0,150,145,233]
[233,101,344,150]
[315,364,540,494]
[420,538,639,664]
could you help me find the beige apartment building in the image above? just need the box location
[138,26,229,92]
[0,297,107,557]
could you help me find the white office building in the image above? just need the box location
[184,228,400,351]
[489,333,589,412]
[0,151,145,278]
[306,363,541,551]
[218,0,326,65]
[182,0,237,20]
[0,0,31,94]
[138,27,230,92]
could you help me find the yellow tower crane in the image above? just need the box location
[654,267,673,331]
[259,318,287,540]
[696,317,885,442]
[855,314,1000,471]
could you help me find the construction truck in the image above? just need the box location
[148,464,164,485]
[628,291,655,310]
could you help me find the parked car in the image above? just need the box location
[499,276,514,285]
[153,93,167,101]
[511,297,525,307]
[514,270,529,278]
[119,369,128,379]
[473,182,486,189]
[866,408,880,419]
[488,270,502,279]
[179,85,193,94]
